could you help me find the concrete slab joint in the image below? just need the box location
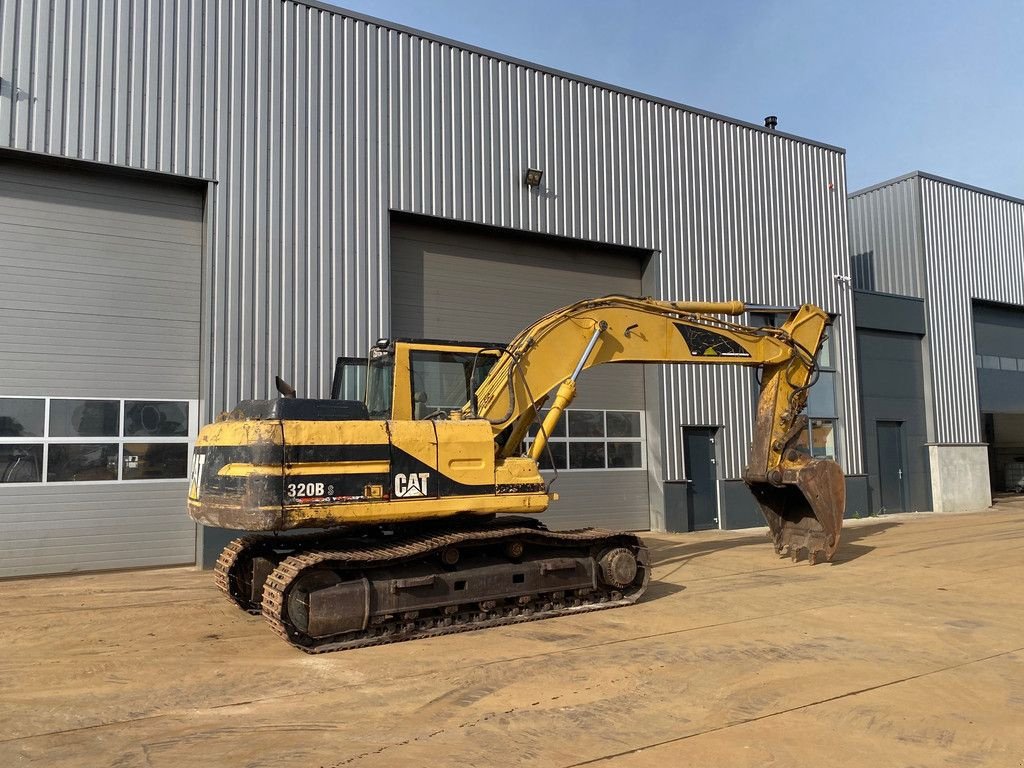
[926,444,992,512]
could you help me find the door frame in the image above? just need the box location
[875,419,908,513]
[680,424,723,531]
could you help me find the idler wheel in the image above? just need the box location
[598,547,638,589]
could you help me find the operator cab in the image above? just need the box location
[328,339,504,421]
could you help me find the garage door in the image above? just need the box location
[0,156,203,577]
[391,217,650,530]
[973,302,1024,413]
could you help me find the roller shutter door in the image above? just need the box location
[391,218,650,530]
[0,157,203,577]
[973,302,1024,413]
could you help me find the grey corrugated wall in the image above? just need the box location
[847,176,925,297]
[0,0,863,481]
[920,177,1024,443]
[849,173,1024,444]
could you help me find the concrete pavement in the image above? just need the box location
[2,502,1023,767]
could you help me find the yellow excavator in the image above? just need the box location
[187,296,845,653]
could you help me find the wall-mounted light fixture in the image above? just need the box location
[524,168,543,187]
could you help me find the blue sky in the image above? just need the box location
[329,0,1024,197]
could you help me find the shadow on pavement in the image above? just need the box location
[645,517,904,572]
[827,520,901,565]
[637,519,903,606]
[642,580,686,601]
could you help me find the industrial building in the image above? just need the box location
[1,0,864,577]
[849,172,1024,513]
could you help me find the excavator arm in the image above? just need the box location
[465,295,845,563]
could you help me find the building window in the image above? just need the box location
[0,397,197,485]
[749,311,840,462]
[525,409,646,471]
[794,418,837,460]
[975,354,1024,372]
[805,333,838,460]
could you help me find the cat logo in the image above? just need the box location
[188,453,206,500]
[394,472,431,498]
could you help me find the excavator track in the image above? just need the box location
[214,531,333,613]
[260,521,650,653]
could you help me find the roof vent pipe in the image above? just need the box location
[764,115,778,130]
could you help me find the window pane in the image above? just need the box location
[331,357,367,401]
[0,398,45,437]
[47,444,119,482]
[1001,357,1018,372]
[527,411,566,439]
[606,411,641,438]
[607,442,642,468]
[0,445,43,483]
[807,371,837,418]
[366,354,394,420]
[49,399,120,438]
[817,335,833,369]
[749,312,778,328]
[568,410,604,438]
[409,351,483,418]
[810,419,837,460]
[793,426,810,455]
[124,401,189,437]
[535,441,567,471]
[569,442,605,469]
[123,443,189,480]
[983,355,1000,369]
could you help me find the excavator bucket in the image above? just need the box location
[746,457,845,564]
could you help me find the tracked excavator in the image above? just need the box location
[187,296,845,653]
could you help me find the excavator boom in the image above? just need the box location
[462,295,844,562]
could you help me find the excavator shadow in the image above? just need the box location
[641,580,687,600]
[825,519,901,565]
[644,518,902,574]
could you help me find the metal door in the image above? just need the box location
[683,427,720,530]
[876,421,907,512]
[0,158,203,577]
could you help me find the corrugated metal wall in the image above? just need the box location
[0,0,862,481]
[920,178,1024,443]
[850,173,1024,445]
[847,176,925,297]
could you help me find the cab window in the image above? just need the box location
[408,351,497,419]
